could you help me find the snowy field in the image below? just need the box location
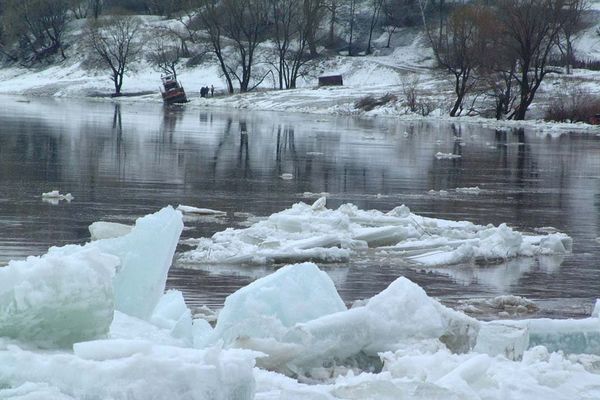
[1,201,600,399]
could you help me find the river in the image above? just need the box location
[0,96,598,319]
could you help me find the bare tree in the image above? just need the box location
[346,0,358,56]
[147,29,185,80]
[366,0,384,54]
[430,5,490,116]
[270,0,310,89]
[303,0,326,56]
[557,0,589,74]
[3,0,70,62]
[86,16,142,96]
[496,0,580,120]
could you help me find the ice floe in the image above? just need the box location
[180,197,572,267]
[88,221,133,240]
[41,190,73,201]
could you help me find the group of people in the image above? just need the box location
[200,85,214,98]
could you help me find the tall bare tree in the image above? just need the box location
[430,4,490,116]
[3,0,70,62]
[496,0,581,120]
[86,16,142,96]
[366,0,384,54]
[270,0,310,89]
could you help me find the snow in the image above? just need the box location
[180,198,572,267]
[41,190,73,203]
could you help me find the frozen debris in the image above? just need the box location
[302,191,330,198]
[41,190,73,202]
[0,247,118,348]
[435,152,462,159]
[455,186,481,195]
[280,173,294,180]
[176,205,227,216]
[89,221,133,240]
[180,198,572,267]
[0,340,257,400]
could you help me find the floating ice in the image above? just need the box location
[180,198,571,267]
[89,221,133,240]
[0,247,118,348]
[41,190,73,201]
[209,263,346,346]
[217,268,478,376]
[177,205,227,216]
[455,186,481,194]
[50,206,184,320]
[93,206,183,319]
[435,152,461,159]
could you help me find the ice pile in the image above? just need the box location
[0,206,184,347]
[0,206,260,400]
[41,190,73,201]
[180,197,572,267]
[208,262,479,377]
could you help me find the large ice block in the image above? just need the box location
[93,206,183,319]
[210,263,347,346]
[473,322,529,360]
[0,247,118,348]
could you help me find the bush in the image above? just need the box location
[544,87,600,123]
[355,93,398,111]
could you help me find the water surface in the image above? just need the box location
[1,97,599,319]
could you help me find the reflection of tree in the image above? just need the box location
[238,120,251,178]
[275,125,297,175]
[159,106,183,144]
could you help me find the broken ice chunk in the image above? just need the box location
[89,221,133,240]
[0,247,118,348]
[209,263,346,346]
[473,322,529,360]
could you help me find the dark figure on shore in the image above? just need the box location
[210,85,214,97]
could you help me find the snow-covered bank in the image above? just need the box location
[180,197,571,267]
[0,15,598,133]
[1,205,600,399]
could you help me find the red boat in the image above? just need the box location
[160,75,187,104]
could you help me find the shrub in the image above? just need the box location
[355,93,398,111]
[544,87,600,123]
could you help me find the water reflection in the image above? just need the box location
[0,97,598,318]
